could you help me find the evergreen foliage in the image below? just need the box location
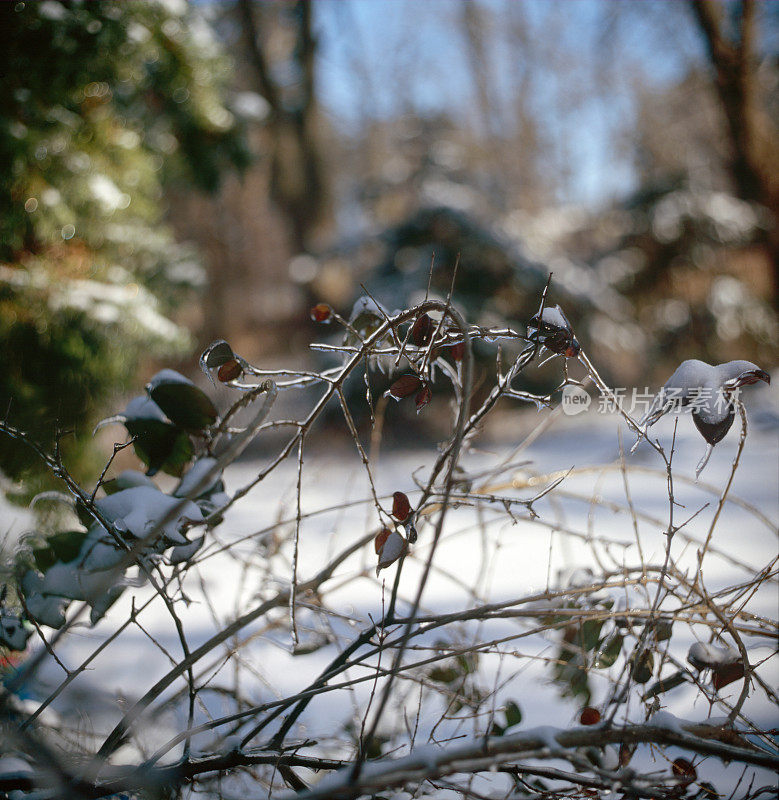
[0,0,249,483]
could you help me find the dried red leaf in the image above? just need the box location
[672,758,697,783]
[415,384,432,412]
[374,527,391,554]
[376,529,408,575]
[392,491,412,522]
[310,303,332,323]
[579,707,601,726]
[217,359,243,383]
[388,374,421,399]
[410,313,433,346]
[449,342,465,362]
[712,661,745,691]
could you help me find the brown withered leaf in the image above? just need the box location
[374,528,392,554]
[392,491,412,522]
[415,384,432,412]
[410,313,433,345]
[712,661,745,691]
[388,374,421,399]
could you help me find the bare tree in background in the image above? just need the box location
[459,0,555,213]
[239,0,327,253]
[690,0,779,287]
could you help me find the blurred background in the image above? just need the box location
[1,0,777,488]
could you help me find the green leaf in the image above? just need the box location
[147,369,217,431]
[32,546,57,573]
[125,418,194,477]
[553,648,591,706]
[99,396,193,476]
[579,619,604,652]
[101,470,156,495]
[504,700,522,729]
[348,295,385,338]
[456,651,478,675]
[653,618,673,642]
[364,735,388,760]
[630,650,654,684]
[201,339,235,369]
[428,665,459,684]
[47,530,88,564]
[76,499,95,528]
[89,586,124,626]
[593,633,623,668]
[33,529,88,573]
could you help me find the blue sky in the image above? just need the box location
[310,0,715,207]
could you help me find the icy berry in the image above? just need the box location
[671,758,697,783]
[310,303,332,323]
[579,707,601,726]
[218,359,243,383]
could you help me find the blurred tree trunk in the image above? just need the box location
[238,0,325,253]
[460,0,499,140]
[690,0,779,293]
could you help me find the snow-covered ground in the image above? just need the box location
[6,394,778,797]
